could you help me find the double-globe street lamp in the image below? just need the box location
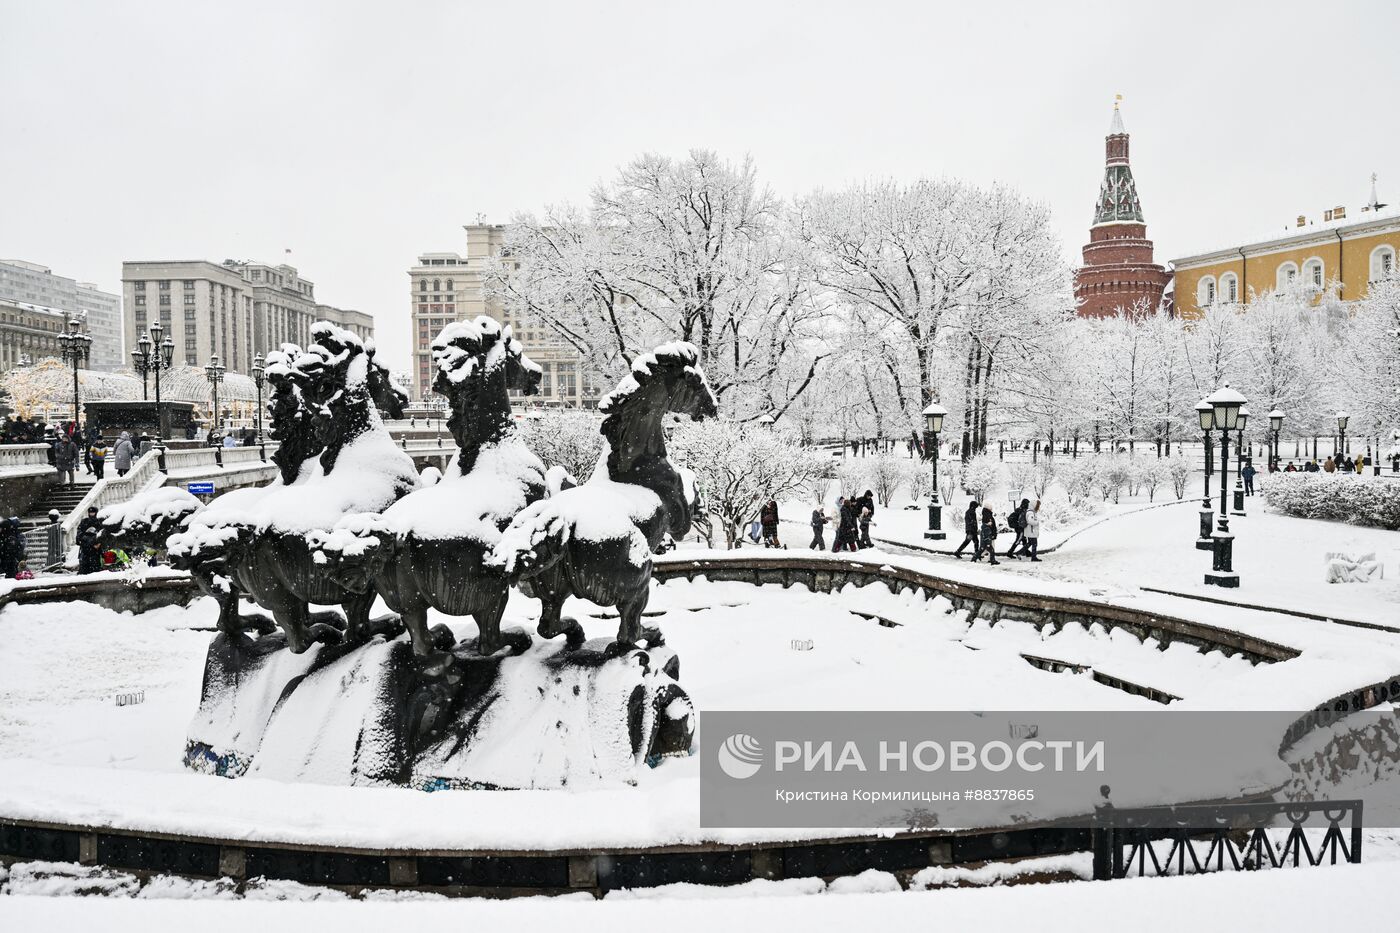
[1231,406,1250,516]
[1199,384,1246,588]
[922,403,947,540]
[205,354,226,442]
[56,318,93,428]
[131,322,175,439]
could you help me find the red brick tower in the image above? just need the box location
[1074,101,1171,318]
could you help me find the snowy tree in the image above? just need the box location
[960,453,1001,502]
[864,452,912,506]
[489,150,829,422]
[515,411,605,482]
[669,419,829,548]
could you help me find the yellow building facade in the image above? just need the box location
[1171,204,1400,318]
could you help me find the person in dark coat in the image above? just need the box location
[971,507,1000,565]
[1242,460,1257,496]
[0,517,24,578]
[76,506,104,575]
[1005,498,1030,559]
[857,489,875,549]
[760,499,781,548]
[53,435,79,487]
[89,436,108,481]
[834,496,860,552]
[953,501,980,558]
[809,504,828,550]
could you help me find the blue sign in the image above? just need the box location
[187,482,215,495]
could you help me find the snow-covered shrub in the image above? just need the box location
[1035,487,1102,533]
[1260,474,1400,530]
[960,454,1002,503]
[1059,457,1099,505]
[1167,454,1193,500]
[1006,463,1033,500]
[670,420,830,548]
[938,460,960,505]
[515,410,605,483]
[1029,460,1057,498]
[865,452,912,506]
[836,458,868,498]
[1134,458,1170,501]
[907,460,933,502]
[1095,456,1131,503]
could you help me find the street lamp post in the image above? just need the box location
[205,354,226,439]
[1269,410,1284,472]
[132,323,175,442]
[1195,400,1215,550]
[1203,384,1246,588]
[251,353,267,462]
[1232,406,1249,516]
[922,403,947,541]
[1337,410,1349,460]
[56,318,92,428]
[131,333,152,400]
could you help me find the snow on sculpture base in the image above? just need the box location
[184,629,694,791]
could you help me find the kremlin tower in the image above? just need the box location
[1074,99,1171,318]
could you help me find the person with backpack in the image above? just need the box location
[1019,499,1042,561]
[953,501,980,558]
[809,504,828,550]
[971,507,1000,565]
[1005,498,1030,559]
[89,436,108,481]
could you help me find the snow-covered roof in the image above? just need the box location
[1172,202,1400,266]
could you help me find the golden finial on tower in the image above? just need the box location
[1114,93,1123,110]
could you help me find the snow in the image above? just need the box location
[9,859,1400,929]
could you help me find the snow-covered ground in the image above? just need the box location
[8,853,1400,930]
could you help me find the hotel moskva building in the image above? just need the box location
[1171,177,1399,319]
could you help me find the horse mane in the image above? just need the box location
[599,342,700,473]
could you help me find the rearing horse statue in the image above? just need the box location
[322,316,546,657]
[490,342,717,653]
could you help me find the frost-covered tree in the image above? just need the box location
[669,419,829,548]
[515,410,605,482]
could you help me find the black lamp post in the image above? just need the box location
[131,323,175,440]
[923,403,947,541]
[205,354,226,440]
[1195,399,1215,550]
[1203,384,1246,588]
[56,318,92,428]
[1337,410,1349,459]
[251,353,267,461]
[1232,406,1249,515]
[1269,409,1284,472]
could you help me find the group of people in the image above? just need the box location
[48,425,137,487]
[805,490,876,552]
[1277,454,1371,475]
[0,415,48,445]
[952,498,1042,565]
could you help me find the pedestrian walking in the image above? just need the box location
[1005,498,1030,558]
[1019,500,1042,561]
[77,506,104,575]
[953,501,980,558]
[53,434,79,487]
[760,499,781,548]
[1242,460,1256,496]
[971,507,1000,565]
[835,496,860,552]
[857,489,875,549]
[809,504,828,550]
[89,436,108,481]
[113,431,134,477]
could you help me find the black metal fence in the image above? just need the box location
[1092,799,1363,880]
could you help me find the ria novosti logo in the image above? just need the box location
[717,733,764,779]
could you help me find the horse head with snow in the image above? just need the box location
[490,342,717,653]
[321,316,547,656]
[170,322,418,652]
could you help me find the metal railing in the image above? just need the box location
[1091,798,1362,880]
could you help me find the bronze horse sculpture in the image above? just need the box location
[490,342,717,653]
[322,317,547,657]
[170,323,416,652]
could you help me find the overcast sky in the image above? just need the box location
[2,0,1397,372]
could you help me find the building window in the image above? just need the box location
[1197,276,1216,307]
[445,279,453,291]
[432,279,440,291]
[134,295,146,307]
[1371,245,1396,281]
[134,281,145,293]
[1302,258,1324,289]
[1220,273,1238,303]
[158,280,170,291]
[420,281,428,293]
[159,294,171,306]
[1277,262,1298,290]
